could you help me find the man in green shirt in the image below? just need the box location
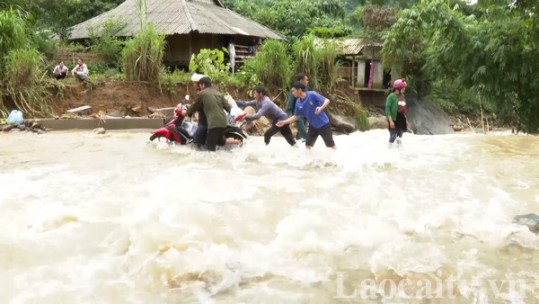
[187,77,231,151]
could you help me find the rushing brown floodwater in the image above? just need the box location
[0,129,538,304]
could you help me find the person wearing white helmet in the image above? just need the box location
[190,73,205,83]
[385,79,409,145]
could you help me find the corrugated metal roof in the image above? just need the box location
[314,38,383,55]
[68,0,284,40]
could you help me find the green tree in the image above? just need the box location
[383,0,539,132]
[0,9,51,116]
[88,18,126,67]
[351,4,398,63]
[1,0,124,38]
[223,0,351,37]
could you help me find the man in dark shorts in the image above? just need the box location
[186,77,231,151]
[276,82,336,149]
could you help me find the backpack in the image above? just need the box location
[6,110,23,126]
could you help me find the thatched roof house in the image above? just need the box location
[68,0,284,68]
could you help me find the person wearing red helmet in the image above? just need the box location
[385,79,409,145]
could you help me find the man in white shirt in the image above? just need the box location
[71,58,89,81]
[53,61,68,79]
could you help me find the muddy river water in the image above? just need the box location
[1,130,538,303]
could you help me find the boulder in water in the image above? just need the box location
[405,94,454,135]
[368,116,388,130]
[513,213,539,234]
[242,106,270,135]
[2,124,14,132]
[328,112,356,133]
[93,127,106,135]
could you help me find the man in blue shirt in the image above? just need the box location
[286,73,309,141]
[276,82,336,149]
[237,85,296,146]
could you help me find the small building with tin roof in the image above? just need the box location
[316,38,391,90]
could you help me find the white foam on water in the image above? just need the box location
[1,130,538,303]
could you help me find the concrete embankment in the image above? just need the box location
[36,118,164,131]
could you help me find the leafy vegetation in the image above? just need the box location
[240,40,292,90]
[0,9,53,117]
[88,19,126,67]
[122,25,165,82]
[222,0,351,37]
[1,0,124,39]
[383,0,539,132]
[189,48,230,80]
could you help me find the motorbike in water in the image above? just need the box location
[148,115,195,144]
[149,96,248,146]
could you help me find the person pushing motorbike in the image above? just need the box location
[186,76,241,151]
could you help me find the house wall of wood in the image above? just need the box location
[164,33,222,68]
[163,33,261,69]
[334,45,392,89]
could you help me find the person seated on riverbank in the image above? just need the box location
[71,58,89,81]
[53,61,69,80]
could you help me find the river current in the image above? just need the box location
[1,130,538,303]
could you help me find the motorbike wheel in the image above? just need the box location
[224,128,247,142]
[149,134,164,141]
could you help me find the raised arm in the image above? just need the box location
[315,98,330,114]
[236,100,256,108]
[245,101,270,121]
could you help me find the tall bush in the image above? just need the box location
[292,34,319,88]
[121,25,165,82]
[88,18,126,67]
[4,48,51,115]
[316,40,342,95]
[291,35,343,95]
[0,9,51,117]
[243,39,291,89]
[189,48,229,80]
[0,9,27,75]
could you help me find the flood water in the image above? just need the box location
[1,129,538,304]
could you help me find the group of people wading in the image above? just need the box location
[183,72,409,151]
